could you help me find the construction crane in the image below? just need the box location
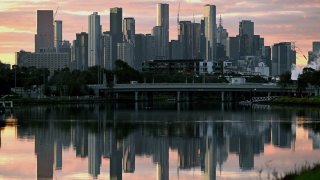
[292,42,308,62]
[53,6,59,21]
[177,2,180,35]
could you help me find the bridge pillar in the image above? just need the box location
[177,91,181,102]
[221,91,225,102]
[135,91,139,102]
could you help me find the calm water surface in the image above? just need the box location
[1,103,320,180]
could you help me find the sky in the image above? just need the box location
[0,0,319,65]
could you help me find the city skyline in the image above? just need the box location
[0,0,319,65]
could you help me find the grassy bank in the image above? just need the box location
[282,163,320,180]
[272,96,320,105]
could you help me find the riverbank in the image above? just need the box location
[282,163,320,180]
[271,96,320,106]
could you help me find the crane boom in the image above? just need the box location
[53,6,59,21]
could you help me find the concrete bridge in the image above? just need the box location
[89,83,315,102]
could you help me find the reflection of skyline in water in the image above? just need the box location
[1,104,320,179]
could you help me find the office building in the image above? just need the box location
[203,4,217,62]
[227,37,240,60]
[102,32,113,70]
[169,40,182,59]
[88,12,101,67]
[16,51,69,74]
[35,10,54,53]
[110,7,123,63]
[54,20,62,52]
[145,34,156,61]
[117,42,134,68]
[271,42,296,76]
[217,16,228,50]
[123,17,135,44]
[153,26,166,59]
[239,20,254,57]
[75,32,88,70]
[135,34,146,71]
[156,3,169,59]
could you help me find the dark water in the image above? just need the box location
[0,103,320,180]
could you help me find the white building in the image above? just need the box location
[200,61,214,74]
[255,62,270,76]
[203,4,217,62]
[117,42,134,68]
[16,51,69,74]
[88,12,101,67]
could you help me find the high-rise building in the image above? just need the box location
[88,12,101,67]
[54,20,62,52]
[145,34,156,61]
[102,32,113,70]
[35,10,54,53]
[169,40,182,59]
[227,37,240,61]
[75,32,88,70]
[216,16,228,50]
[135,34,146,71]
[203,4,217,62]
[313,41,320,54]
[253,35,264,56]
[110,7,123,62]
[153,26,166,59]
[191,23,201,59]
[117,42,134,68]
[262,46,271,67]
[156,3,169,59]
[179,21,192,59]
[123,17,135,44]
[271,42,296,76]
[239,20,254,57]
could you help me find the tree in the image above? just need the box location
[278,71,293,88]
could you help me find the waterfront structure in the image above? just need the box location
[203,4,217,62]
[35,10,54,53]
[110,7,123,63]
[117,42,134,68]
[271,42,296,76]
[16,51,69,74]
[156,3,169,59]
[74,32,88,70]
[88,12,101,67]
[102,32,113,70]
[239,20,254,57]
[54,20,63,52]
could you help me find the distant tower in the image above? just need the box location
[35,10,54,53]
[88,12,101,67]
[203,4,217,62]
[54,20,62,52]
[110,7,123,62]
[123,17,135,45]
[239,20,254,56]
[156,3,169,59]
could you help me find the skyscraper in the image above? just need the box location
[117,42,134,68]
[88,12,101,67]
[110,7,123,62]
[227,37,240,60]
[35,10,54,53]
[54,20,62,52]
[102,32,113,70]
[156,3,169,59]
[271,42,296,76]
[153,26,165,59]
[216,16,228,51]
[178,21,192,59]
[239,20,254,57]
[203,4,217,62]
[75,32,88,70]
[313,42,320,55]
[123,17,135,44]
